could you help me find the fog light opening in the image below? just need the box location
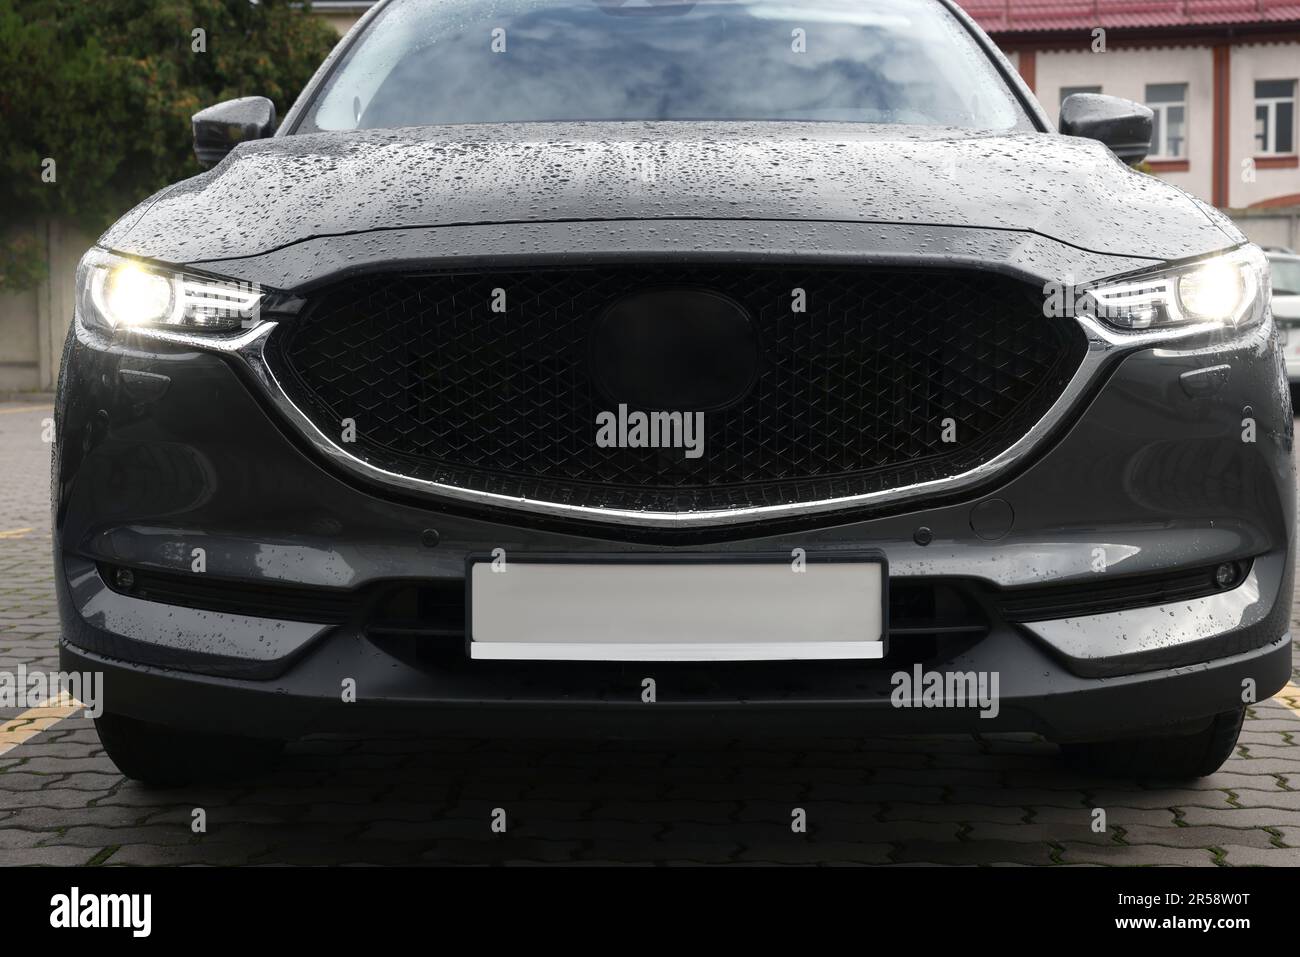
[1213,562,1241,590]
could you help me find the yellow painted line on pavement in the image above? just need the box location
[0,528,33,539]
[0,405,52,415]
[1277,682,1300,718]
[0,694,84,757]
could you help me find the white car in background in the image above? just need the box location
[1268,248,1300,383]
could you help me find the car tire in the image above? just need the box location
[94,712,284,787]
[1061,707,1245,779]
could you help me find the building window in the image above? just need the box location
[1255,79,1296,155]
[1060,85,1101,105]
[1145,83,1187,160]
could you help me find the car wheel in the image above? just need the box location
[94,712,283,787]
[1060,707,1245,780]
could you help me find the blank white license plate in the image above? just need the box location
[468,555,885,661]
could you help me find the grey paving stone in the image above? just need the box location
[1219,844,1300,866]
[356,819,501,841]
[1232,748,1300,764]
[37,825,195,848]
[1117,824,1278,849]
[891,840,1057,866]
[249,842,429,865]
[103,842,275,866]
[1178,806,1300,828]
[0,826,57,850]
[0,788,103,810]
[964,821,1114,844]
[589,800,737,822]
[1087,789,1235,810]
[734,841,894,864]
[735,800,886,823]
[1030,805,1179,827]
[6,756,119,775]
[1274,826,1300,847]
[0,772,67,790]
[945,786,1093,807]
[881,802,1032,824]
[1220,789,1300,810]
[9,845,105,866]
[5,803,164,829]
[1057,842,1219,866]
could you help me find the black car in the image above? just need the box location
[56,0,1292,785]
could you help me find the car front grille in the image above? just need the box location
[268,264,1086,517]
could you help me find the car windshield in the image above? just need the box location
[1271,258,1300,296]
[298,0,1029,132]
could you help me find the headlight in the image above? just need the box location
[76,248,262,333]
[1083,245,1268,332]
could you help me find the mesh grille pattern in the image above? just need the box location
[270,265,1085,514]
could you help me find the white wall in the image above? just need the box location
[1229,41,1300,208]
[1235,211,1299,250]
[0,225,41,392]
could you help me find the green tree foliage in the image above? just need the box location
[0,230,45,289]
[0,0,339,288]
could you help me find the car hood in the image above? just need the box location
[103,121,1237,270]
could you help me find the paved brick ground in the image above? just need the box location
[2,399,1298,865]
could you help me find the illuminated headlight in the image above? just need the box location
[1083,245,1269,332]
[76,249,262,333]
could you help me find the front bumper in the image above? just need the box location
[54,292,1296,741]
[59,629,1293,742]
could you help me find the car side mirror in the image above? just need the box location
[192,96,277,168]
[1059,94,1153,166]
